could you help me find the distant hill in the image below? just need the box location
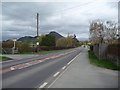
[49,31,64,40]
[17,36,35,43]
[17,31,63,43]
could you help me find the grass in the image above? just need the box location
[0,56,12,61]
[16,48,74,54]
[1,48,75,61]
[88,50,120,70]
[38,49,70,54]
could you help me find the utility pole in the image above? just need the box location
[37,13,39,37]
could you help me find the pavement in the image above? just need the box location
[49,48,118,88]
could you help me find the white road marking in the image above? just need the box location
[26,63,30,65]
[67,59,74,65]
[18,67,25,69]
[48,53,81,88]
[67,61,71,65]
[39,82,48,88]
[10,67,15,70]
[53,72,60,77]
[62,66,66,70]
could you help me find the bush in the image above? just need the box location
[41,34,56,47]
[17,43,32,53]
[89,45,93,51]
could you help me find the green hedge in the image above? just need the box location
[88,45,93,51]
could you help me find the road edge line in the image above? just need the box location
[53,72,60,77]
[48,52,81,88]
[39,82,48,88]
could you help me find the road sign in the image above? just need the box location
[12,38,17,41]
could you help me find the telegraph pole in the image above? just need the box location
[36,13,39,52]
[37,13,39,37]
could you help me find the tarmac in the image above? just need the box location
[49,48,118,88]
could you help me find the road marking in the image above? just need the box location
[67,61,71,65]
[1,49,77,74]
[53,72,60,77]
[62,66,66,70]
[39,82,48,88]
[67,59,74,65]
[48,53,81,88]
[26,63,30,65]
[10,67,15,70]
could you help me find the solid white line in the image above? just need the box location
[48,53,81,88]
[53,72,60,77]
[62,66,66,70]
[39,82,48,88]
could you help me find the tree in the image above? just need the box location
[89,20,118,44]
[36,35,45,45]
[41,34,56,47]
[56,35,78,47]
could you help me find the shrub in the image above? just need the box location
[41,34,56,47]
[89,45,93,51]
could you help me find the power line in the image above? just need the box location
[2,2,95,35]
[52,2,91,15]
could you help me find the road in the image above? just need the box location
[1,47,83,88]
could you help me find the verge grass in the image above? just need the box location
[0,56,12,61]
[88,50,120,70]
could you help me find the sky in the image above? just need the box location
[1,1,118,41]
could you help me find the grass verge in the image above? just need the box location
[0,56,12,61]
[16,48,74,54]
[88,50,120,70]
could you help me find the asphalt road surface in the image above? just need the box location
[1,47,83,88]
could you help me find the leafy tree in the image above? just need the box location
[36,35,45,45]
[41,34,56,47]
[56,36,78,47]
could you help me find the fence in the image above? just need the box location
[2,48,18,54]
[93,44,120,67]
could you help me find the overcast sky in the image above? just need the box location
[1,1,118,41]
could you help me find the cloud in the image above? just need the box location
[2,2,118,41]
